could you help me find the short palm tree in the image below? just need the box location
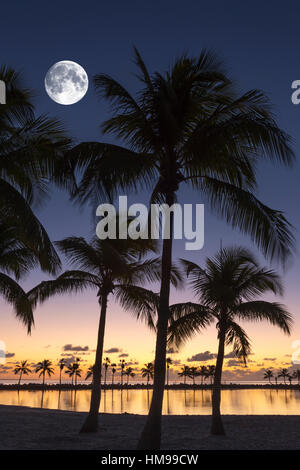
[188,366,199,386]
[124,367,134,385]
[35,359,54,386]
[28,235,162,432]
[263,369,273,384]
[67,49,295,449]
[199,365,208,385]
[293,369,300,385]
[58,359,66,386]
[166,357,172,386]
[168,247,292,435]
[103,357,110,387]
[207,365,216,384]
[178,365,191,385]
[278,368,289,385]
[120,359,127,387]
[141,363,154,386]
[65,360,82,386]
[85,365,94,382]
[13,360,31,387]
[111,365,117,386]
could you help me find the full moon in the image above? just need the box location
[45,61,88,105]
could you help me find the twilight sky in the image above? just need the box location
[0,1,299,382]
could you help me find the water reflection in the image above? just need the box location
[1,389,300,415]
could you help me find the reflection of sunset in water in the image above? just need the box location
[1,389,300,415]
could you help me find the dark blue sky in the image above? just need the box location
[1,0,299,296]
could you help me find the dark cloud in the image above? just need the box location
[187,351,217,362]
[263,357,277,361]
[63,344,89,352]
[224,351,237,359]
[118,353,129,358]
[166,347,178,354]
[5,352,15,358]
[226,359,247,367]
[104,348,122,354]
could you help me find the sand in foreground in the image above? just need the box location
[0,405,299,450]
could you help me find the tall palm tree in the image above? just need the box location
[119,359,127,387]
[28,235,164,432]
[278,368,289,385]
[168,247,292,435]
[58,359,66,386]
[35,359,54,386]
[207,365,216,385]
[103,357,110,387]
[67,49,295,449]
[166,357,172,386]
[124,367,134,385]
[13,360,31,387]
[263,369,273,384]
[199,365,208,385]
[0,66,71,276]
[178,365,191,385]
[141,363,154,386]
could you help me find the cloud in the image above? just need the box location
[226,359,247,368]
[263,357,277,361]
[104,348,122,354]
[63,344,89,352]
[187,351,216,362]
[118,353,129,358]
[224,351,237,359]
[5,352,15,358]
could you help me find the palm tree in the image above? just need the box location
[124,367,134,385]
[287,374,293,386]
[119,359,127,387]
[141,363,154,386]
[168,247,292,436]
[85,365,94,382]
[278,368,290,385]
[111,365,117,386]
[293,369,300,385]
[178,365,191,385]
[263,369,273,384]
[103,357,110,387]
[35,359,54,386]
[28,235,162,432]
[67,49,295,449]
[13,360,31,387]
[166,357,172,386]
[0,66,70,277]
[207,365,216,385]
[199,365,208,385]
[188,366,199,386]
[65,359,82,386]
[58,359,66,386]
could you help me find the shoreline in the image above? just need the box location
[0,405,299,450]
[0,383,299,391]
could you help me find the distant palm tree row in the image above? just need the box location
[263,368,300,385]
[1,49,296,449]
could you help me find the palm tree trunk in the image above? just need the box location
[211,327,226,435]
[42,373,45,387]
[80,291,108,432]
[137,192,174,450]
[59,369,62,386]
[18,371,22,388]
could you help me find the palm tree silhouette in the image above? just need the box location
[0,66,70,277]
[169,246,292,435]
[188,366,199,386]
[13,360,31,387]
[166,358,172,386]
[58,359,66,386]
[199,366,208,385]
[278,368,289,385]
[65,359,82,386]
[111,365,117,386]
[141,363,154,386]
[178,366,191,385]
[35,359,54,386]
[207,365,216,385]
[85,365,94,382]
[29,235,160,432]
[119,359,127,387]
[263,369,273,384]
[103,357,110,387]
[67,49,295,449]
[293,369,300,385]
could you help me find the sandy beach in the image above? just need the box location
[0,405,299,450]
